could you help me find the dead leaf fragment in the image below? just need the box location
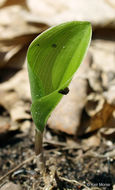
[27,0,115,27]
[100,127,115,140]
[0,68,31,132]
[0,5,49,70]
[0,0,27,9]
[83,135,101,147]
[87,102,115,133]
[85,93,105,117]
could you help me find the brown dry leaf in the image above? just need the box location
[100,127,115,140]
[87,41,115,94]
[0,0,27,9]
[0,7,37,40]
[0,68,31,126]
[86,102,115,133]
[105,110,115,127]
[0,67,32,133]
[85,93,105,117]
[76,39,115,136]
[0,0,115,71]
[0,5,49,71]
[79,40,115,135]
[27,0,115,26]
[77,95,114,136]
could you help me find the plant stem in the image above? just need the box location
[35,129,43,155]
[35,129,45,172]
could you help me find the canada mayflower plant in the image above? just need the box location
[27,21,92,170]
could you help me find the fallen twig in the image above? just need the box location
[84,149,115,159]
[55,171,91,190]
[0,154,35,183]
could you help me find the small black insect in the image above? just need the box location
[58,87,69,95]
[52,44,57,48]
[36,44,40,46]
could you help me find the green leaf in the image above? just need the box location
[27,21,92,132]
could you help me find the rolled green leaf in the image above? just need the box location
[27,21,92,132]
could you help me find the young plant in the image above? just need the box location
[27,21,92,168]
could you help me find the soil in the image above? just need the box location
[0,125,115,190]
